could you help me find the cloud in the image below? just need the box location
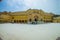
[0,0,58,14]
[5,0,27,11]
[23,0,47,8]
[6,0,48,10]
[6,0,23,6]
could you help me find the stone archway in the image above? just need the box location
[34,15,39,24]
[34,15,38,21]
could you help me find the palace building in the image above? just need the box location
[0,9,60,24]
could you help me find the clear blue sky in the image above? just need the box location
[0,0,59,14]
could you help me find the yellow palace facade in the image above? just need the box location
[0,9,60,24]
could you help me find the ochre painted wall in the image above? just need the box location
[0,9,60,23]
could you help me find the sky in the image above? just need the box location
[0,0,59,14]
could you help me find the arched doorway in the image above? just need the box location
[29,15,39,24]
[29,19,32,22]
[34,15,38,24]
